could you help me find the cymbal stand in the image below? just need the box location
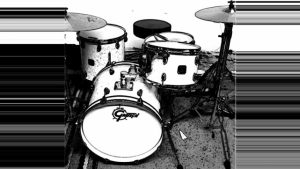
[207,21,234,126]
[206,22,234,169]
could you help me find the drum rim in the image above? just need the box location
[143,76,198,89]
[144,31,195,44]
[81,125,162,162]
[77,23,127,45]
[145,41,201,56]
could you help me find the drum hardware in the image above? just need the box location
[137,89,144,106]
[206,23,233,129]
[109,68,115,75]
[97,42,101,52]
[100,87,110,104]
[153,33,169,41]
[114,65,138,91]
[193,73,202,82]
[163,121,184,169]
[195,2,235,169]
[105,52,112,67]
[161,73,166,85]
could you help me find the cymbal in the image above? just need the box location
[0,12,106,32]
[195,6,236,24]
[66,12,107,31]
[195,5,300,25]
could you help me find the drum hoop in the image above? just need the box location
[145,41,201,56]
[77,24,127,45]
[143,76,198,91]
[144,31,195,44]
[81,128,163,160]
[92,61,139,82]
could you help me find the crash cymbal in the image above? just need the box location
[195,6,236,24]
[0,12,106,32]
[66,12,107,31]
[195,5,300,25]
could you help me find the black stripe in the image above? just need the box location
[0,8,67,18]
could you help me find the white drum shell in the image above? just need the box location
[144,41,201,86]
[89,63,160,112]
[78,25,126,81]
[147,54,198,86]
[81,62,162,162]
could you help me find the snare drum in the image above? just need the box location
[80,62,162,162]
[141,41,201,86]
[77,24,127,81]
[144,31,195,44]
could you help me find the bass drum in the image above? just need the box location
[80,62,162,162]
[144,31,195,44]
[77,24,127,81]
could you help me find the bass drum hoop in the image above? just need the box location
[77,24,127,45]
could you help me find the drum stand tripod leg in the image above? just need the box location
[225,67,235,83]
[163,122,183,169]
[217,114,232,169]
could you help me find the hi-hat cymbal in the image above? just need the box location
[66,12,107,31]
[195,6,236,24]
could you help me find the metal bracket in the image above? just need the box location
[97,42,101,52]
[137,89,143,106]
[161,73,166,85]
[100,87,110,104]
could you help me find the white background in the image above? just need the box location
[0,0,299,51]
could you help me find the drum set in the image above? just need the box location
[66,1,236,169]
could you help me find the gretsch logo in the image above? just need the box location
[112,107,139,122]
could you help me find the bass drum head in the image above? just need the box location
[81,103,162,162]
[145,32,194,44]
[78,24,125,41]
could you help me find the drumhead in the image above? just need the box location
[78,24,126,41]
[145,31,194,44]
[81,103,162,162]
